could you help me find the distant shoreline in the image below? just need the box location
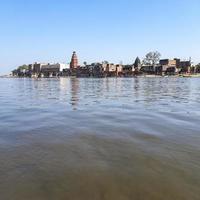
[2,74,200,79]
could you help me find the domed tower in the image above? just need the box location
[70,51,79,69]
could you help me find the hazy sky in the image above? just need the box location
[1,0,200,74]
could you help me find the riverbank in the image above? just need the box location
[6,74,200,79]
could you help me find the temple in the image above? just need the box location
[70,51,79,69]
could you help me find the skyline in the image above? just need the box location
[1,0,200,74]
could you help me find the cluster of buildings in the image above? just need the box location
[12,51,199,78]
[155,59,193,75]
[12,62,69,78]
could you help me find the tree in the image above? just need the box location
[143,51,161,66]
[134,57,141,69]
[17,64,29,70]
[196,63,200,73]
[83,61,87,66]
[102,61,109,64]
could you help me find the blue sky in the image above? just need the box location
[1,0,200,74]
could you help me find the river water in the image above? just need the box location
[0,77,200,200]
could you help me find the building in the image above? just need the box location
[158,58,191,75]
[28,64,34,71]
[32,63,47,74]
[88,63,104,77]
[140,65,155,74]
[76,66,90,77]
[155,65,177,75]
[41,63,69,77]
[102,63,123,77]
[159,59,177,67]
[70,51,79,69]
[178,60,191,74]
[122,65,134,76]
[102,63,115,76]
[103,63,115,72]
[156,59,178,75]
[116,64,123,76]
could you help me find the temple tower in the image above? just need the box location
[70,51,79,69]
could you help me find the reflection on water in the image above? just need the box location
[70,78,79,110]
[0,77,200,200]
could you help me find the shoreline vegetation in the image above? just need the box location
[10,51,200,78]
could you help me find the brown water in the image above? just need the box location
[0,77,200,200]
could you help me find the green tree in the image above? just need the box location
[17,64,29,70]
[134,57,141,68]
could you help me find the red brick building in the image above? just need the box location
[70,51,79,69]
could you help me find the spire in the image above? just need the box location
[70,51,79,69]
